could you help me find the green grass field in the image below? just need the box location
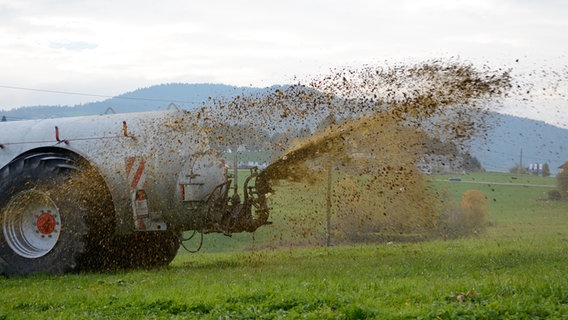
[1,172,567,319]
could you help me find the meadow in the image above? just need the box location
[1,172,567,319]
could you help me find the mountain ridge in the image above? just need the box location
[1,83,566,173]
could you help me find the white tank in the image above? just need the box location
[1,110,225,230]
[0,110,269,276]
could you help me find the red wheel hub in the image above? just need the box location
[37,211,56,235]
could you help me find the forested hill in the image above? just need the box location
[2,83,567,173]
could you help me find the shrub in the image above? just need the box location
[556,170,568,199]
[461,190,488,230]
[547,189,562,201]
[438,190,488,239]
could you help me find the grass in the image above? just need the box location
[1,172,567,319]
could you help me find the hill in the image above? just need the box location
[470,113,568,173]
[1,83,567,173]
[0,83,271,119]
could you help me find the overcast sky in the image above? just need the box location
[0,0,566,125]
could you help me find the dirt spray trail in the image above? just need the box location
[203,59,512,245]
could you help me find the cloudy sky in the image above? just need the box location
[0,0,566,125]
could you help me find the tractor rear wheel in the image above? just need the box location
[0,152,114,276]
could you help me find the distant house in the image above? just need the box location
[559,162,568,172]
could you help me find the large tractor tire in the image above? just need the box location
[0,152,114,276]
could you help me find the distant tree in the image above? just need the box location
[509,164,527,174]
[1,115,6,122]
[557,163,568,198]
[542,163,551,177]
[422,136,458,157]
[462,153,484,172]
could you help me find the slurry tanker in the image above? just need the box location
[0,110,270,276]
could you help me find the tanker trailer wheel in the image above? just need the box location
[106,231,181,270]
[0,152,113,276]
